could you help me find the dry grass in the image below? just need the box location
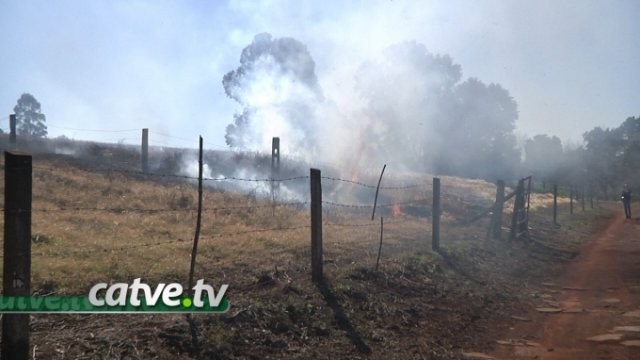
[0,155,595,359]
[0,157,572,297]
[0,159,302,294]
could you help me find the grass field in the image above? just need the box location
[0,150,607,359]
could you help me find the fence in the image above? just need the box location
[0,129,598,358]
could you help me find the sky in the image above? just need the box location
[1,0,638,151]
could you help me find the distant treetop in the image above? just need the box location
[13,93,48,138]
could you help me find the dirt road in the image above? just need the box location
[487,204,640,359]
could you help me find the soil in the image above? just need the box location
[488,203,640,360]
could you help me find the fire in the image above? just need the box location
[392,203,403,217]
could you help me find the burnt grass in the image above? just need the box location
[27,208,608,360]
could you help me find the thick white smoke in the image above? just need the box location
[223,33,520,181]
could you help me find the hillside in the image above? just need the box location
[0,141,607,359]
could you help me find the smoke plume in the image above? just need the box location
[223,34,520,181]
[223,33,323,158]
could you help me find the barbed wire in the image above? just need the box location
[322,199,430,209]
[46,125,140,133]
[1,201,310,214]
[148,131,230,150]
[203,175,309,182]
[324,222,376,228]
[31,217,422,257]
[31,164,309,183]
[324,218,416,227]
[31,225,312,256]
[148,131,193,143]
[320,176,421,190]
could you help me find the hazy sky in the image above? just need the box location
[1,0,638,149]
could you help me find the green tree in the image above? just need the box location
[13,93,48,137]
[441,78,520,180]
[583,126,623,199]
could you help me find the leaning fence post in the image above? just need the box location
[553,184,558,225]
[492,180,505,239]
[141,128,149,173]
[310,168,323,283]
[432,177,441,251]
[2,151,32,360]
[9,114,17,149]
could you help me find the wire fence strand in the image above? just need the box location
[320,176,421,190]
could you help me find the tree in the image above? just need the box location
[13,93,48,137]
[354,41,462,173]
[523,134,563,180]
[353,41,520,180]
[439,78,520,180]
[222,33,321,150]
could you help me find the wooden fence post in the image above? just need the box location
[2,151,32,360]
[375,217,384,271]
[510,179,524,240]
[9,114,16,149]
[370,164,387,221]
[187,137,203,293]
[524,177,532,233]
[581,185,586,212]
[432,177,440,251]
[492,180,505,239]
[271,137,280,178]
[553,184,558,225]
[141,128,149,173]
[271,137,280,202]
[570,185,574,215]
[310,168,323,283]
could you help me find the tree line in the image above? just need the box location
[523,116,640,200]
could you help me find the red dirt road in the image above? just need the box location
[490,204,640,360]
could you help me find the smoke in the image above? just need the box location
[182,159,214,180]
[222,34,521,181]
[223,33,323,160]
[351,41,463,172]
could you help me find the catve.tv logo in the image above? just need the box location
[0,278,229,313]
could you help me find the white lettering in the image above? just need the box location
[105,283,128,306]
[129,278,152,306]
[88,283,108,306]
[162,283,183,306]
[193,279,228,307]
